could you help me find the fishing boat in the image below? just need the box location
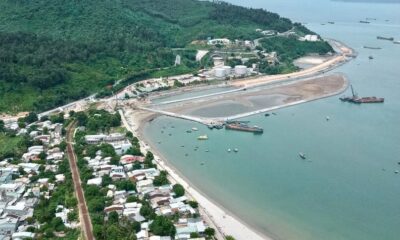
[299,152,306,159]
[234,148,239,153]
[197,135,208,140]
[192,127,199,131]
[227,149,231,153]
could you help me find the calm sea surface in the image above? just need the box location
[144,1,400,239]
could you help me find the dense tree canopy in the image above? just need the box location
[0,0,308,112]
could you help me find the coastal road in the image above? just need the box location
[66,122,94,240]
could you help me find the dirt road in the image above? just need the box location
[66,122,94,240]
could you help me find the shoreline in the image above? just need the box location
[120,109,272,240]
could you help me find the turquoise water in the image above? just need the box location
[144,1,400,239]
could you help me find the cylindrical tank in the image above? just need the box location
[235,65,248,76]
[215,68,226,78]
[222,66,232,75]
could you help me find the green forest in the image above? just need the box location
[0,0,306,113]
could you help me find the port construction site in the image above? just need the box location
[121,39,354,130]
[132,72,348,129]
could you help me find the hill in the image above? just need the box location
[0,0,310,113]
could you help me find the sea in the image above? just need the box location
[144,0,400,239]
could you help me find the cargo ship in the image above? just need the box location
[377,36,394,41]
[340,85,384,104]
[225,121,263,134]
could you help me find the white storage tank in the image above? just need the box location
[222,66,232,75]
[214,68,226,78]
[235,65,248,76]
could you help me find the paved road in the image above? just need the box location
[66,123,94,240]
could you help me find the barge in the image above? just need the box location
[340,85,384,104]
[225,121,263,134]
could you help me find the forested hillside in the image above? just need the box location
[0,0,303,112]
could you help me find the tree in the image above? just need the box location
[108,211,119,224]
[25,112,38,124]
[205,227,216,237]
[0,120,5,132]
[140,203,155,220]
[75,112,88,126]
[51,217,65,231]
[59,141,67,151]
[153,171,169,186]
[67,210,78,222]
[149,215,176,237]
[188,200,198,209]
[172,184,185,198]
[225,236,236,240]
[190,232,200,238]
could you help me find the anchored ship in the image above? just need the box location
[340,85,384,104]
[225,121,263,134]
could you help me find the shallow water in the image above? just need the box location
[144,1,400,239]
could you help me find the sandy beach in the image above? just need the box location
[119,109,270,240]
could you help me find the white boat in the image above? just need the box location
[197,135,208,140]
[192,127,199,131]
[227,149,232,152]
[234,148,239,152]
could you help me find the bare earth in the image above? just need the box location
[156,73,348,120]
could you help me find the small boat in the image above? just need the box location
[397,162,400,165]
[186,130,192,133]
[265,113,270,117]
[369,56,374,60]
[171,126,175,128]
[181,145,185,147]
[227,149,231,153]
[234,148,239,153]
[328,21,335,24]
[394,41,400,45]
[377,36,394,41]
[192,127,199,131]
[201,162,205,165]
[326,116,330,121]
[161,131,164,133]
[363,46,381,50]
[197,135,208,140]
[395,170,399,174]
[299,152,306,159]
[359,20,370,24]
[205,150,209,152]
[272,112,277,116]
[168,133,172,136]
[185,153,189,157]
